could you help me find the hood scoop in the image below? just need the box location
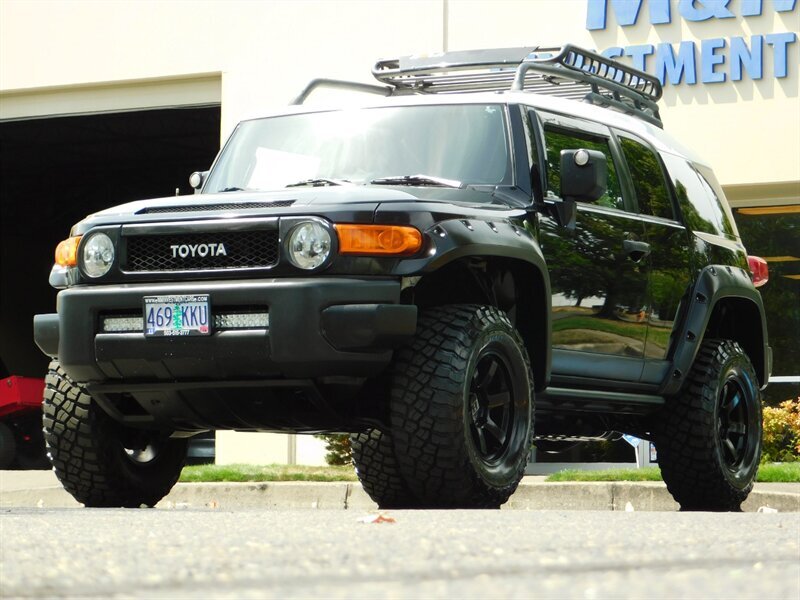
[137,200,296,214]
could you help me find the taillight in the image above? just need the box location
[747,255,768,288]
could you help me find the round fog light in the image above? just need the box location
[288,222,331,270]
[82,233,115,278]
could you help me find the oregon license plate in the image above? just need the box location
[144,295,210,337]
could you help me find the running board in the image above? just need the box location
[537,387,665,415]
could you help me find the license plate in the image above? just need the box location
[144,295,210,337]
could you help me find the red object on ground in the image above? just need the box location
[0,377,45,418]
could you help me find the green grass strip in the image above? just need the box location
[544,463,800,483]
[546,467,663,482]
[179,462,799,484]
[756,462,800,483]
[179,463,358,483]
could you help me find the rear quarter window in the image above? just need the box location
[619,137,675,220]
[661,154,737,238]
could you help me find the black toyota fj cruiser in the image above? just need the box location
[34,46,770,510]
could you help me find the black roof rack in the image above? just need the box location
[372,44,664,128]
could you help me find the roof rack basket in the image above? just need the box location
[372,44,664,128]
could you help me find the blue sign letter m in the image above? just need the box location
[587,0,672,30]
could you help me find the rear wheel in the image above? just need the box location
[389,305,533,508]
[350,428,418,508]
[654,340,762,511]
[43,361,187,507]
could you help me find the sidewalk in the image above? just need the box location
[3,470,798,512]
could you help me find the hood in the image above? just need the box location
[89,186,417,218]
[72,185,513,233]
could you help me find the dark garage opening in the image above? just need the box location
[0,105,221,378]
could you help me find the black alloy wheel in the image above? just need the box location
[468,348,517,464]
[655,339,762,511]
[717,375,756,473]
[389,305,533,508]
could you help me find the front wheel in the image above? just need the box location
[389,305,534,508]
[350,428,418,509]
[42,361,187,507]
[654,339,762,511]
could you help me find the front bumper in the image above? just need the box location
[33,278,417,384]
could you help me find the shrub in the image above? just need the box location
[762,398,800,463]
[315,434,352,466]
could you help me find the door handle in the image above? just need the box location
[623,239,651,263]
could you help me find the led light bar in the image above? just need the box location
[213,313,270,329]
[101,316,145,333]
[101,312,269,333]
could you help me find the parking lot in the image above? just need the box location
[2,507,798,599]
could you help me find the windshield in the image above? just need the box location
[204,104,511,193]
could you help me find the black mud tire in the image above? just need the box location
[350,429,418,509]
[42,361,188,507]
[389,305,533,508]
[654,339,762,511]
[0,422,16,469]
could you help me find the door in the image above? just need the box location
[533,111,650,385]
[614,132,693,385]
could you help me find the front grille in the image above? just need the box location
[123,230,279,272]
[137,201,295,214]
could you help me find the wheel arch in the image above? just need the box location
[705,296,766,383]
[404,254,551,392]
[663,265,770,395]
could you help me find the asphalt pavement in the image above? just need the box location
[2,470,799,512]
[1,508,798,598]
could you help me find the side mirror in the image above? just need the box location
[559,149,607,203]
[189,171,209,194]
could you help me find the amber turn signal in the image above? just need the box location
[55,236,81,267]
[335,224,422,256]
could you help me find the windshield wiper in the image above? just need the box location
[219,187,247,193]
[285,178,351,188]
[370,174,462,188]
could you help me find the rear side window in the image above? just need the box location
[694,165,738,238]
[662,154,736,238]
[619,137,674,220]
[544,127,624,211]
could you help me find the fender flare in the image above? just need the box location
[661,264,771,396]
[396,217,552,388]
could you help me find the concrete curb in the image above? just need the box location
[3,478,798,512]
[506,481,800,512]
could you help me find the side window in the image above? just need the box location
[619,137,674,220]
[544,127,624,211]
[694,165,738,238]
[662,154,735,237]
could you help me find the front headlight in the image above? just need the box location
[82,232,115,278]
[287,221,332,270]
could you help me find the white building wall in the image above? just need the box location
[215,431,327,466]
[2,0,797,466]
[2,1,797,186]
